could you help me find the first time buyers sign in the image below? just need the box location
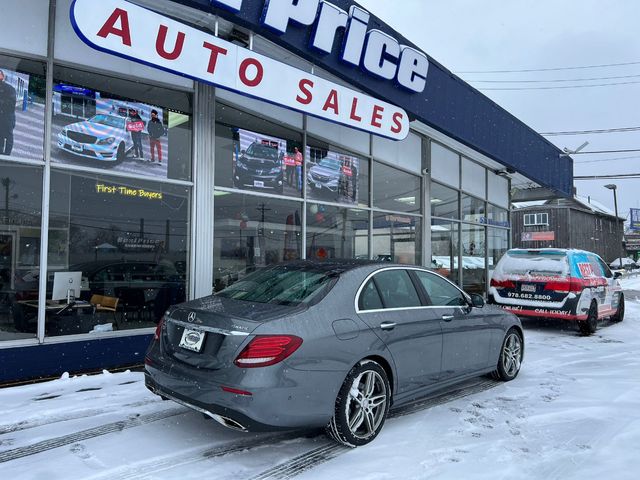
[70,0,410,140]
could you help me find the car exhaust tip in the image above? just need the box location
[210,414,247,432]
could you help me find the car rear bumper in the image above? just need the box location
[489,293,585,320]
[144,357,340,432]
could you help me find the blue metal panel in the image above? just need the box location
[168,0,572,197]
[0,334,152,384]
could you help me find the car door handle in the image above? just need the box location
[380,322,397,330]
[441,315,454,322]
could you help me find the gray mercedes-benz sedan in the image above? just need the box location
[144,260,524,447]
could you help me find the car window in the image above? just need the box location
[597,257,613,278]
[371,270,421,309]
[587,255,604,277]
[216,265,336,306]
[496,251,569,277]
[358,280,383,311]
[415,270,467,307]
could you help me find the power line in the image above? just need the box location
[468,73,640,84]
[571,149,640,155]
[575,155,640,164]
[574,173,640,180]
[478,80,640,91]
[456,60,640,74]
[541,126,640,136]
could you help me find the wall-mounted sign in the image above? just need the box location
[70,0,410,140]
[630,208,640,230]
[522,231,555,242]
[95,183,163,200]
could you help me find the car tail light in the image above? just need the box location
[544,279,584,293]
[234,335,303,368]
[490,278,516,289]
[153,316,164,341]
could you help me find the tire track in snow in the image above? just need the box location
[83,431,313,480]
[0,407,185,463]
[0,398,162,435]
[249,378,500,479]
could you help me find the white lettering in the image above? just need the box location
[362,30,400,80]
[310,1,348,53]
[262,0,320,34]
[397,46,429,93]
[210,0,242,12]
[341,5,369,65]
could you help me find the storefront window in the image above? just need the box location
[431,220,459,284]
[215,103,303,198]
[486,204,510,228]
[488,228,509,282]
[372,213,421,264]
[431,182,459,219]
[461,223,486,295]
[307,138,369,207]
[373,161,421,214]
[45,171,190,336]
[306,204,368,261]
[0,55,46,162]
[0,162,43,340]
[461,194,486,223]
[51,67,193,181]
[213,191,302,291]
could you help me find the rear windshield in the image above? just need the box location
[495,251,569,277]
[215,266,337,306]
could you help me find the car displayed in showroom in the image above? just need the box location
[489,248,624,335]
[57,113,134,163]
[233,141,284,193]
[145,260,523,447]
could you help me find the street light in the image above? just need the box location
[605,184,625,268]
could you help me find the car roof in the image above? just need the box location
[507,248,603,257]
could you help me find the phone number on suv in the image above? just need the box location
[507,292,552,301]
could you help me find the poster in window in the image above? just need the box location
[0,66,45,161]
[50,82,191,181]
[306,146,360,205]
[232,128,302,197]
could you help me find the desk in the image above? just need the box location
[16,300,98,336]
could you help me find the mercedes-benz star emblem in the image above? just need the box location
[187,312,196,323]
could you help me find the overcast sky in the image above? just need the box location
[358,0,640,218]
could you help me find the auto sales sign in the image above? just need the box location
[70,0,410,140]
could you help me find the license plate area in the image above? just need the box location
[72,144,83,152]
[253,180,264,188]
[179,328,206,352]
[520,283,536,293]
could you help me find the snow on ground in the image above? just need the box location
[2,286,640,479]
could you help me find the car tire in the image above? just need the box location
[326,360,390,448]
[492,328,523,381]
[115,142,126,164]
[578,301,598,335]
[612,293,625,323]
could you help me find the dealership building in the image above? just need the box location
[0,0,572,384]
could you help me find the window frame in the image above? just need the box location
[523,212,549,226]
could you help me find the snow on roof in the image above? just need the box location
[512,200,547,209]
[513,195,624,220]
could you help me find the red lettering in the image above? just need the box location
[391,111,404,134]
[239,58,264,87]
[96,8,132,46]
[350,97,362,122]
[296,79,314,105]
[202,42,228,74]
[371,105,384,128]
[322,89,339,115]
[156,25,185,60]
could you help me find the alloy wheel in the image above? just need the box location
[345,370,388,439]
[501,332,522,377]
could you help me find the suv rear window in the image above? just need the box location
[495,251,569,277]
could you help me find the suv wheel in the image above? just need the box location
[578,301,598,335]
[612,293,625,323]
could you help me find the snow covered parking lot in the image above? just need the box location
[2,280,640,480]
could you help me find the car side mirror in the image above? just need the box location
[614,271,623,279]
[470,293,485,308]
[241,149,246,155]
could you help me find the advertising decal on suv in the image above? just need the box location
[70,0,410,140]
[488,249,623,326]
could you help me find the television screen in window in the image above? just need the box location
[50,82,190,181]
[0,66,45,161]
